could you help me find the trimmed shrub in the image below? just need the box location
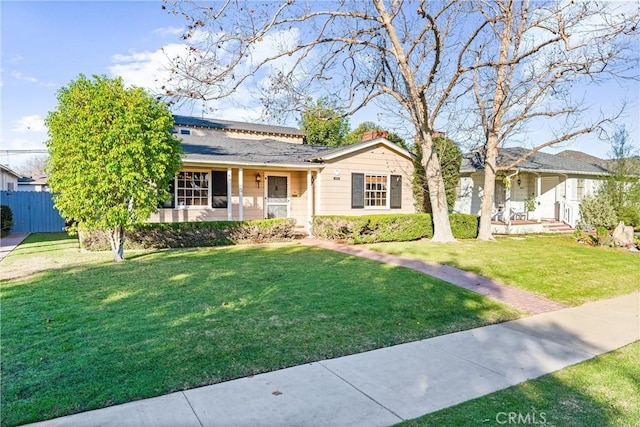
[450,213,479,239]
[1,205,13,233]
[579,193,618,231]
[312,213,479,243]
[80,218,296,251]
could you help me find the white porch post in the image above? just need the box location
[505,180,511,226]
[536,175,542,222]
[238,167,244,221]
[307,170,313,236]
[315,170,322,216]
[227,168,233,221]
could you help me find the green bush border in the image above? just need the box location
[79,218,297,251]
[311,213,479,243]
[1,204,14,235]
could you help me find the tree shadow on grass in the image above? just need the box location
[401,341,639,427]
[1,244,520,427]
[398,299,639,427]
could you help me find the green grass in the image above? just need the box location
[0,233,521,426]
[400,341,640,427]
[369,234,639,306]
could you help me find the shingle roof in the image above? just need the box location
[1,164,22,178]
[180,134,332,167]
[173,115,304,136]
[556,150,612,169]
[461,147,610,175]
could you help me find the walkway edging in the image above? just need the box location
[300,239,566,314]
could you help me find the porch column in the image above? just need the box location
[227,168,233,221]
[307,170,313,235]
[315,170,322,215]
[238,167,244,221]
[536,175,542,222]
[505,181,511,226]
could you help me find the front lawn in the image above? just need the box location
[400,341,640,427]
[369,234,639,306]
[0,234,521,426]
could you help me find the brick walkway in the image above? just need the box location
[301,239,566,315]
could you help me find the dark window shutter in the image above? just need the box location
[212,171,228,208]
[160,180,175,208]
[351,173,364,209]
[390,175,402,209]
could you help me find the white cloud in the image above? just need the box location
[12,71,38,83]
[13,115,47,132]
[108,28,307,122]
[152,26,184,37]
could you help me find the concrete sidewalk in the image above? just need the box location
[0,232,29,262]
[27,292,639,427]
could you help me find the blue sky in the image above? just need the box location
[1,1,639,172]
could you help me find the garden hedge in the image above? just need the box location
[1,205,13,234]
[312,213,479,243]
[79,218,297,251]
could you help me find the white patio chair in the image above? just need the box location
[510,208,526,221]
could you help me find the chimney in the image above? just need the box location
[362,129,389,141]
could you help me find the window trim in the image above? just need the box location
[175,171,210,208]
[364,173,390,209]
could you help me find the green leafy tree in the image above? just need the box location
[46,75,183,261]
[414,136,462,214]
[344,122,409,150]
[600,126,640,228]
[299,99,350,146]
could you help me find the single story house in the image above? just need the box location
[17,175,49,192]
[150,116,416,233]
[0,164,21,192]
[454,147,610,228]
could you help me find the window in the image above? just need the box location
[176,171,209,206]
[7,182,14,191]
[352,173,402,209]
[576,179,585,200]
[179,128,192,135]
[365,174,388,207]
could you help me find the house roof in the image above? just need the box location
[18,175,49,185]
[180,134,332,168]
[173,115,304,137]
[180,134,412,169]
[0,164,22,178]
[315,137,415,161]
[461,147,610,176]
[556,150,611,169]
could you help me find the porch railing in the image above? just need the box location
[558,201,578,228]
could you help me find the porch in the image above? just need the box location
[491,218,575,235]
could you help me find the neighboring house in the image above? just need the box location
[454,147,610,228]
[149,116,416,233]
[0,164,21,192]
[17,175,49,192]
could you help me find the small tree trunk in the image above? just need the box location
[477,142,498,241]
[421,140,456,243]
[107,225,125,262]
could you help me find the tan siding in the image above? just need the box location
[176,126,303,144]
[317,144,415,216]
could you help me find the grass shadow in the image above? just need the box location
[1,242,521,426]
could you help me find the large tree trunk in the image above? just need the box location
[477,140,499,241]
[421,139,456,243]
[107,225,125,262]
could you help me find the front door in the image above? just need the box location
[538,176,559,219]
[266,175,289,218]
